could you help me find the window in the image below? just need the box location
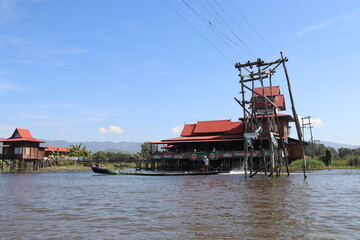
[14,147,23,154]
[25,147,30,155]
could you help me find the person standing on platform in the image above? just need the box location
[203,156,209,172]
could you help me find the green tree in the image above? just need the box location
[140,142,152,161]
[50,149,64,166]
[69,143,91,160]
[321,149,332,166]
[92,151,108,162]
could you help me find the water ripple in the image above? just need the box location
[1,170,360,239]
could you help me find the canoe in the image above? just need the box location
[91,166,219,176]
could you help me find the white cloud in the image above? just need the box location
[295,10,360,37]
[157,71,169,76]
[23,113,50,119]
[40,121,64,126]
[99,126,124,134]
[0,35,28,47]
[0,0,18,24]
[310,118,323,128]
[296,22,330,37]
[0,81,26,93]
[171,125,184,134]
[50,47,89,55]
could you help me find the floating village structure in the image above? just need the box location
[0,128,46,172]
[150,54,306,177]
[0,128,69,172]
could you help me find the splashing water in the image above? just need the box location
[229,169,245,174]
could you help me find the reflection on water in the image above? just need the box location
[1,170,360,239]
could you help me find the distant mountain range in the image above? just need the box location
[319,141,360,150]
[39,140,360,152]
[40,140,143,153]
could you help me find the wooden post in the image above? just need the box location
[280,52,306,178]
[240,72,248,177]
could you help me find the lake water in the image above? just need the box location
[1,169,360,239]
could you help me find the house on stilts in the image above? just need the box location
[0,128,70,172]
[0,128,46,172]
[149,86,302,173]
[149,54,306,177]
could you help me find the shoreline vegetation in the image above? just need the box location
[1,160,360,173]
[2,142,360,173]
[0,162,137,173]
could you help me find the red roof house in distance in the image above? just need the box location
[43,146,70,158]
[1,128,46,160]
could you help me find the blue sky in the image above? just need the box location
[0,0,360,145]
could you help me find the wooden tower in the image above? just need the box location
[234,52,306,177]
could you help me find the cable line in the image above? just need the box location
[228,0,277,55]
[212,0,270,58]
[205,0,257,58]
[182,0,247,63]
[162,0,235,65]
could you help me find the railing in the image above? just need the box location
[150,150,271,161]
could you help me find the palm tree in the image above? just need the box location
[69,143,90,160]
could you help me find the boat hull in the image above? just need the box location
[91,167,219,176]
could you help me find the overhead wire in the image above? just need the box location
[211,0,269,58]
[202,0,257,59]
[182,0,248,63]
[228,0,277,55]
[162,0,235,65]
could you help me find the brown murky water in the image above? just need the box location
[1,170,360,239]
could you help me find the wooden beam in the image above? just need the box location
[240,75,269,82]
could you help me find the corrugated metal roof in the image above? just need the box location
[254,94,286,110]
[227,121,244,134]
[181,124,196,136]
[44,146,69,152]
[1,128,45,143]
[152,134,244,144]
[193,120,231,133]
[151,120,244,144]
[253,86,281,97]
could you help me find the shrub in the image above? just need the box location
[290,158,326,169]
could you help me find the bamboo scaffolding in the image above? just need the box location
[234,52,306,178]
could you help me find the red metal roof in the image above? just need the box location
[1,128,45,143]
[227,121,244,135]
[253,86,280,97]
[276,95,286,110]
[181,124,196,137]
[151,120,244,145]
[44,146,69,152]
[180,120,244,137]
[193,120,231,134]
[254,94,286,110]
[153,134,244,144]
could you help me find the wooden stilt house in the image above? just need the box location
[149,86,302,172]
[0,128,46,172]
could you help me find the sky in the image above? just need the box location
[0,0,360,145]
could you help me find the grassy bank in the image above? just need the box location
[41,162,137,172]
[0,162,137,173]
[2,159,360,173]
[289,158,360,171]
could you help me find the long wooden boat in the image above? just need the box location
[91,166,219,176]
